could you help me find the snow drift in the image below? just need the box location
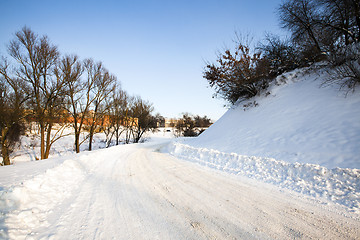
[168,142,360,211]
[0,158,86,239]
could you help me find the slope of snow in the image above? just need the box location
[166,66,360,212]
[186,67,360,169]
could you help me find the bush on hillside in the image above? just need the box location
[325,43,360,92]
[259,34,301,76]
[203,40,271,104]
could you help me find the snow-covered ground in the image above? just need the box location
[1,141,359,239]
[7,127,174,164]
[0,66,360,239]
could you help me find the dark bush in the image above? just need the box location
[259,34,301,76]
[203,41,271,104]
[325,43,360,92]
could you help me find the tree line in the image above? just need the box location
[204,0,360,104]
[174,113,212,137]
[0,27,158,165]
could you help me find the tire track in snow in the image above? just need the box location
[138,146,359,239]
[2,143,359,239]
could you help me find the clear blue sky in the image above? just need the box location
[0,0,285,121]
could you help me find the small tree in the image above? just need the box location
[175,113,197,137]
[324,43,360,92]
[194,115,212,128]
[155,114,165,128]
[204,38,270,104]
[131,97,156,143]
[259,34,301,76]
[108,89,133,145]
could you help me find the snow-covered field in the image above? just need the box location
[0,66,360,239]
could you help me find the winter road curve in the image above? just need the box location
[2,141,360,239]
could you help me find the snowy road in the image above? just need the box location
[1,141,360,239]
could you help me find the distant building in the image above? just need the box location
[164,118,180,128]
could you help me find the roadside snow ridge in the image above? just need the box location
[0,159,86,239]
[168,142,360,212]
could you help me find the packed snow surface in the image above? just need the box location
[1,141,359,239]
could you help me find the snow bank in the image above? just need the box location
[0,158,86,239]
[168,142,360,212]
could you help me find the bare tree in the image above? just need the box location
[278,0,360,59]
[85,60,116,151]
[124,95,135,144]
[175,113,197,137]
[106,88,131,145]
[130,97,156,143]
[55,55,85,153]
[8,27,66,159]
[316,0,359,45]
[194,115,212,128]
[278,0,324,55]
[0,59,27,165]
[102,94,115,148]
[323,43,360,92]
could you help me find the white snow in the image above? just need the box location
[166,66,360,213]
[0,66,360,239]
[167,142,360,211]
[185,67,360,169]
[0,158,86,239]
[1,142,359,239]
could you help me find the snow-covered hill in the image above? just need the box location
[187,66,360,169]
[168,66,360,211]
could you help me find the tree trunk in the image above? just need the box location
[1,128,10,165]
[1,142,10,165]
[44,123,52,159]
[116,130,119,145]
[88,126,94,151]
[40,124,45,160]
[44,147,50,159]
[75,131,80,153]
